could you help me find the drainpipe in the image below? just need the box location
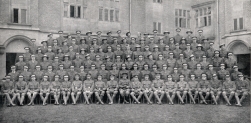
[216,0,220,48]
[129,0,132,32]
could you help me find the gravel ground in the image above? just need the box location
[0,103,250,123]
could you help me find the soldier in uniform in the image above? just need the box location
[104,56,113,70]
[56,48,65,62]
[23,47,31,62]
[56,64,67,82]
[160,64,171,81]
[152,73,165,105]
[219,44,228,58]
[45,46,55,62]
[27,75,39,106]
[190,37,198,52]
[119,73,130,103]
[43,66,55,82]
[116,30,123,44]
[71,74,82,105]
[106,74,118,104]
[80,39,89,53]
[39,75,51,106]
[114,55,123,70]
[66,35,73,46]
[158,39,165,52]
[153,30,160,44]
[15,75,28,106]
[89,64,98,80]
[146,54,156,70]
[187,74,199,104]
[133,44,143,60]
[71,39,80,53]
[187,55,197,71]
[194,44,205,61]
[96,31,103,45]
[27,55,38,72]
[102,39,109,53]
[235,74,250,106]
[40,55,50,71]
[52,39,60,54]
[176,75,188,104]
[2,76,16,106]
[125,55,134,70]
[67,46,76,60]
[164,75,177,105]
[52,56,60,72]
[141,74,153,104]
[169,37,176,51]
[231,66,242,81]
[84,54,93,71]
[15,55,26,72]
[35,48,44,63]
[83,74,94,104]
[125,32,132,44]
[94,75,106,104]
[110,64,120,80]
[210,74,222,105]
[130,64,141,81]
[162,45,170,60]
[212,50,223,71]
[67,66,77,82]
[97,46,106,61]
[56,31,64,46]
[155,54,166,69]
[75,31,81,45]
[180,63,191,82]
[200,56,210,71]
[47,33,54,46]
[130,75,143,104]
[198,74,211,104]
[20,66,32,82]
[79,48,86,61]
[136,55,146,70]
[217,64,230,81]
[29,39,37,54]
[171,68,180,82]
[50,75,61,105]
[107,31,113,45]
[173,43,182,58]
[150,64,160,81]
[62,55,72,70]
[119,64,130,80]
[163,31,170,45]
[61,75,71,105]
[148,37,155,51]
[99,64,109,81]
[180,38,187,51]
[183,44,194,59]
[106,46,115,62]
[62,41,69,54]
[176,54,187,70]
[205,64,217,80]
[130,37,137,51]
[140,64,151,79]
[142,33,150,44]
[197,30,205,44]
[174,28,182,44]
[152,45,161,60]
[166,52,176,71]
[78,66,87,81]
[193,63,204,80]
[224,52,237,72]
[40,41,48,54]
[114,45,124,60]
[8,66,19,82]
[206,42,215,59]
[222,74,236,105]
[185,30,193,44]
[85,31,93,45]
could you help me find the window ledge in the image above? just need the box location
[230,29,247,34]
[7,23,32,26]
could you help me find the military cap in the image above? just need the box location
[86,31,92,35]
[11,66,16,69]
[126,55,131,58]
[41,41,48,44]
[89,47,94,50]
[126,32,130,36]
[179,53,184,56]
[48,46,52,49]
[181,37,186,40]
[144,74,150,77]
[139,55,143,58]
[80,48,86,51]
[175,43,179,46]
[95,55,100,58]
[31,55,35,57]
[107,46,112,49]
[167,75,172,78]
[238,74,244,77]
[186,43,191,46]
[48,33,53,37]
[202,55,207,58]
[117,30,121,34]
[173,67,178,70]
[133,64,138,67]
[208,64,213,67]
[186,30,193,34]
[165,45,169,47]
[190,74,195,77]
[201,73,207,77]
[106,56,110,59]
[37,47,41,50]
[43,75,49,78]
[196,64,201,66]
[169,52,174,55]
[220,63,225,66]
[69,46,73,49]
[152,64,157,68]
[59,64,64,67]
[228,52,233,56]
[91,64,96,67]
[122,73,128,76]
[225,74,230,78]
[24,66,28,69]
[96,31,102,34]
[135,44,141,48]
[5,75,11,79]
[214,50,220,54]
[176,28,181,32]
[107,31,112,35]
[55,75,60,78]
[101,64,106,67]
[209,42,214,45]
[24,47,30,50]
[179,74,185,77]
[47,65,53,68]
[233,65,238,68]
[112,64,117,67]
[19,75,24,78]
[153,30,158,33]
[154,44,159,48]
[197,30,203,33]
[80,66,84,69]
[64,75,69,78]
[76,31,81,34]
[196,44,203,48]
[58,31,63,34]
[144,64,149,66]
[116,55,121,58]
[36,65,41,68]
[131,37,136,40]
[212,74,217,77]
[70,65,75,68]
[219,44,225,48]
[190,54,194,58]
[163,31,170,34]
[31,39,36,42]
[134,75,139,77]
[31,75,36,78]
[64,54,70,58]
[169,37,174,41]
[192,36,197,40]
[182,63,187,66]
[113,37,118,40]
[42,55,48,58]
[162,64,167,67]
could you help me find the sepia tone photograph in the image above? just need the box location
[0,0,250,123]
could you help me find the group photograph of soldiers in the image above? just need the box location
[1,29,250,107]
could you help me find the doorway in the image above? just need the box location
[6,53,23,74]
[236,54,250,77]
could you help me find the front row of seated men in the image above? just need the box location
[1,72,249,107]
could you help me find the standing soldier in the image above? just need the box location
[224,52,237,72]
[40,55,50,71]
[176,75,188,104]
[40,41,48,54]
[169,38,176,51]
[212,50,223,71]
[106,46,115,62]
[106,31,113,45]
[162,45,170,60]
[205,64,217,80]
[20,66,32,82]
[130,37,137,51]
[56,64,67,82]
[85,31,93,45]
[125,55,134,70]
[152,45,161,60]
[219,44,228,58]
[62,41,69,54]
[231,66,242,81]
[119,73,130,104]
[133,44,142,60]
[96,31,103,45]
[200,56,210,71]
[194,44,205,62]
[51,56,60,72]
[119,64,130,80]
[80,39,89,53]
[67,46,76,60]
[124,44,133,59]
[217,64,230,81]
[15,75,28,106]
[23,47,31,62]
[61,75,72,105]
[174,28,182,44]
[183,44,194,60]
[79,48,86,61]
[141,74,153,104]
[235,74,250,106]
[39,75,51,106]
[116,30,123,44]
[56,48,65,62]
[28,55,38,72]
[202,38,210,51]
[198,74,211,105]
[163,31,170,45]
[179,38,187,51]
[106,74,119,104]
[222,74,236,106]
[180,63,191,82]
[114,55,123,70]
[52,39,60,54]
[130,64,141,81]
[171,68,180,82]
[99,64,109,81]
[110,64,120,80]
[71,74,83,105]
[45,46,55,62]
[50,75,61,105]
[160,64,171,81]
[56,31,64,46]
[94,75,106,104]
[130,75,143,104]
[102,39,109,53]
[158,39,166,52]
[66,35,72,46]
[79,66,87,81]
[150,64,160,81]
[155,54,166,69]
[27,75,39,106]
[75,31,81,45]
[142,33,150,44]
[89,64,98,81]
[67,66,77,82]
[114,45,124,59]
[141,64,151,79]
[62,55,72,70]
[164,75,177,105]
[152,73,165,105]
[15,55,26,72]
[148,37,155,51]
[47,33,54,46]
[136,55,146,70]
[29,39,37,54]
[176,54,187,70]
[146,54,156,70]
[84,54,93,71]
[43,66,55,82]
[83,74,94,105]
[193,64,204,80]
[185,30,193,44]
[94,55,103,70]
[71,39,80,53]
[125,32,132,44]
[33,65,44,82]
[187,74,199,104]
[173,43,182,58]
[105,56,113,70]
[190,37,198,52]
[97,46,106,61]
[187,55,198,71]
[197,30,205,44]
[153,30,160,44]
[35,48,44,63]
[8,66,19,82]
[2,76,16,106]
[206,42,215,59]
[166,52,176,71]
[210,74,222,105]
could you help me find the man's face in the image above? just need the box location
[54,59,59,62]
[54,42,58,46]
[226,77,230,81]
[183,65,187,69]
[44,78,48,81]
[188,32,192,36]
[117,47,121,51]
[122,66,126,69]
[145,76,149,80]
[209,67,213,70]
[25,49,29,53]
[220,66,225,70]
[187,46,191,49]
[134,77,139,81]
[136,47,141,51]
[139,57,143,61]
[36,67,41,71]
[153,67,157,71]
[202,76,206,80]
[168,77,172,81]
[198,47,201,50]
[191,76,195,80]
[197,65,201,69]
[133,66,138,70]
[239,77,244,81]
[180,77,184,81]
[113,66,116,70]
[170,55,173,58]
[159,56,163,60]
[90,49,94,52]
[154,48,158,51]
[70,67,74,71]
[108,48,112,52]
[163,66,167,70]
[64,77,68,81]
[144,66,148,70]
[24,68,28,71]
[149,55,153,59]
[75,75,79,80]
[156,75,160,80]
[110,76,114,80]
[91,66,95,70]
[234,68,238,71]
[31,57,35,60]
[87,75,91,79]
[48,48,52,52]
[19,77,23,81]
[96,57,100,60]
[48,67,52,72]
[32,77,36,81]
[182,40,185,43]
[55,77,59,81]
[65,57,68,61]
[59,66,63,70]
[19,58,23,61]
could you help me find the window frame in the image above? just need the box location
[104,8,109,21]
[195,6,211,28]
[175,9,190,28]
[99,7,103,21]
[233,17,245,31]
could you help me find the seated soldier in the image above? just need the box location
[176,75,188,104]
[15,75,28,106]
[40,55,50,71]
[155,54,166,70]
[193,63,204,80]
[79,66,87,81]
[50,75,61,105]
[210,74,222,105]
[119,63,130,80]
[150,64,159,81]
[164,75,177,105]
[231,65,242,81]
[36,48,44,63]
[130,64,141,81]
[56,64,67,82]
[28,55,38,72]
[119,73,130,104]
[146,54,156,70]
[188,74,199,104]
[67,66,77,82]
[218,64,230,81]
[152,73,165,105]
[198,74,211,105]
[187,55,198,71]
[105,56,113,70]
[110,64,120,80]
[33,65,44,82]
[8,66,19,82]
[15,55,26,72]
[141,64,151,79]
[180,63,191,82]
[166,52,176,71]
[23,47,31,62]
[106,74,119,104]
[136,55,145,70]
[27,75,39,106]
[94,55,103,70]
[83,73,95,105]
[43,65,55,82]
[51,56,60,72]
[141,74,153,104]
[130,75,143,104]
[176,54,187,70]
[222,74,236,106]
[171,68,180,82]
[45,46,55,62]
[62,55,72,70]
[94,75,106,105]
[114,55,123,70]
[39,75,51,106]
[99,64,109,82]
[61,75,72,105]
[20,66,32,82]
[89,64,98,81]
[2,76,16,106]
[235,74,249,106]
[71,74,83,105]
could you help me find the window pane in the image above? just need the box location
[183,10,186,17]
[187,10,190,18]
[196,18,198,27]
[187,19,190,28]
[204,8,207,15]
[208,16,211,26]
[21,9,26,24]
[64,3,68,17]
[234,19,237,30]
[181,18,186,28]
[158,22,161,33]
[99,8,103,21]
[70,5,75,17]
[105,9,109,21]
[175,17,179,27]
[179,9,182,16]
[77,6,81,18]
[239,18,243,30]
[158,0,161,3]
[208,7,211,15]
[199,8,203,16]
[175,9,178,16]
[13,8,18,23]
[115,9,119,21]
[153,22,157,30]
[204,17,207,26]
[83,7,87,19]
[195,10,198,17]
[200,17,205,27]
[110,10,114,21]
